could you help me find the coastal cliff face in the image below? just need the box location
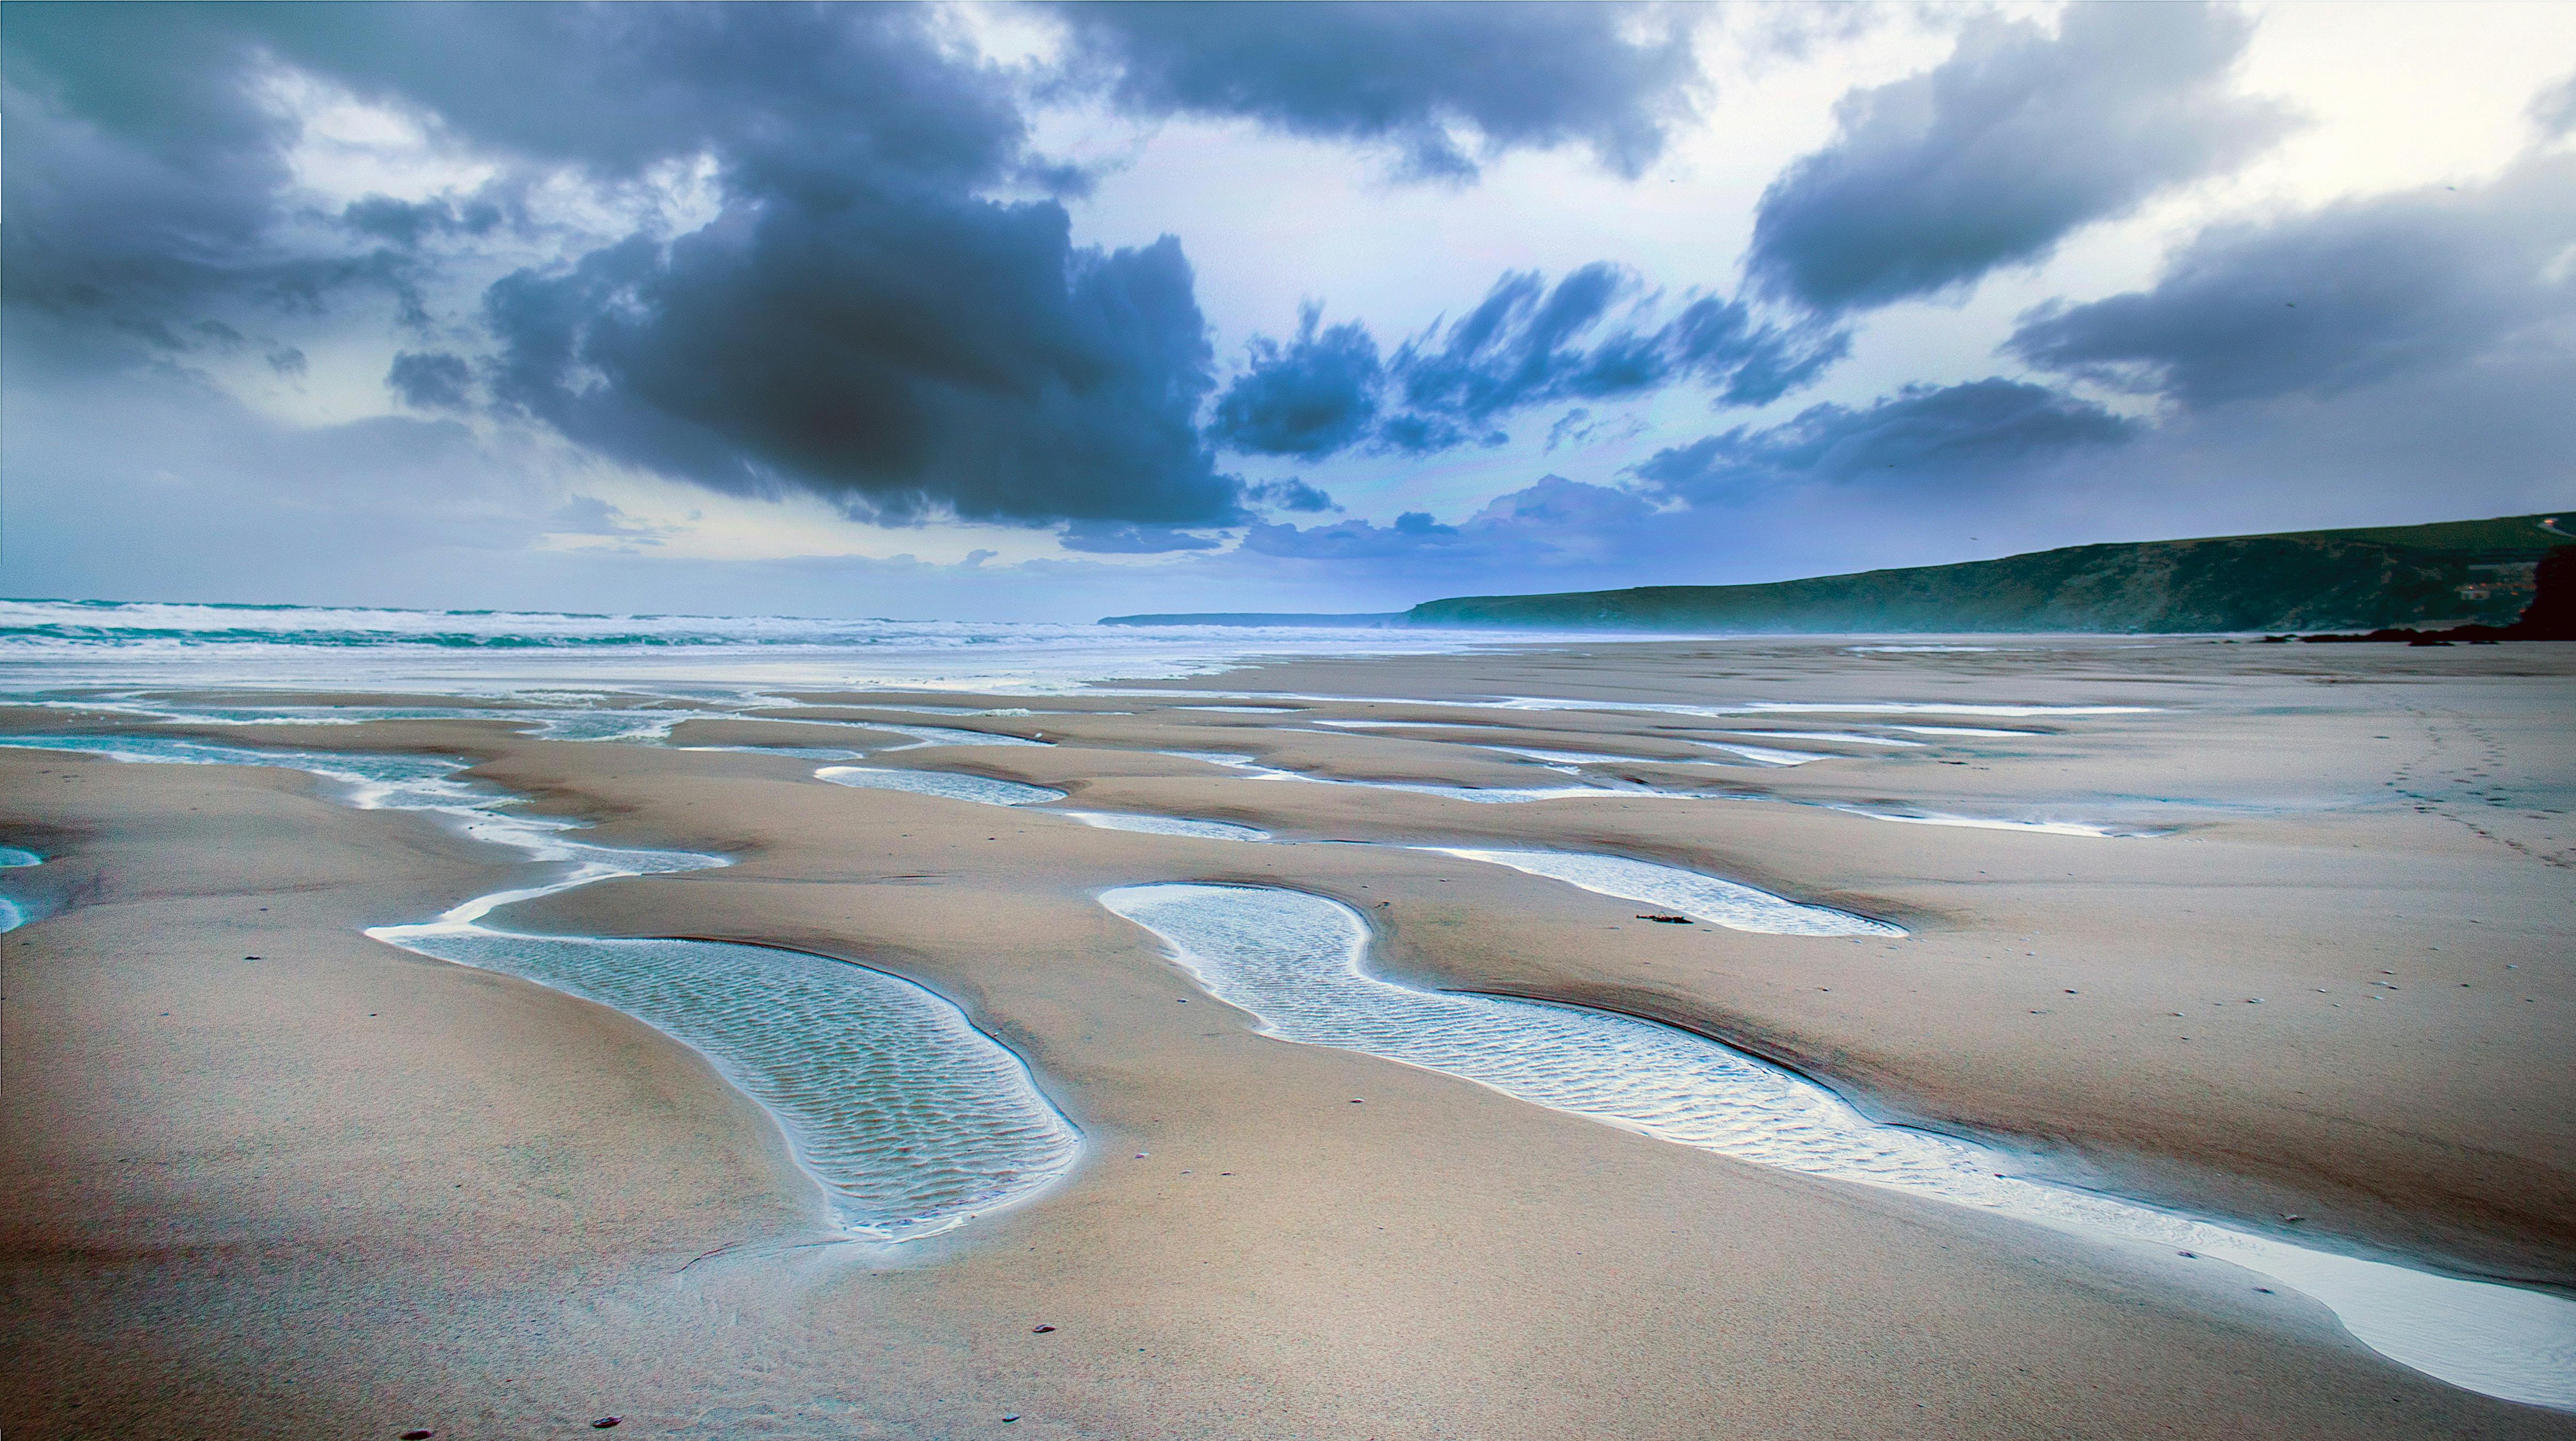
[1405,514,2570,634]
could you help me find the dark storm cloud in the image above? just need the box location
[387,350,474,411]
[1210,267,1844,459]
[4,3,1311,532]
[1243,477,1338,513]
[2007,155,2576,409]
[1208,305,1383,458]
[1748,3,2291,315]
[1632,379,2138,502]
[484,197,1241,529]
[0,12,433,366]
[1052,2,1701,180]
[341,195,505,249]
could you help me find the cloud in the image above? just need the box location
[1243,475,1655,562]
[486,193,1242,529]
[1243,477,1338,513]
[5,5,1309,532]
[1211,266,1843,459]
[1208,303,1382,457]
[2532,71,2576,141]
[2008,154,2576,409]
[1058,520,1225,554]
[1748,3,2291,315]
[1051,1,1702,179]
[1632,379,2138,502]
[341,195,505,249]
[387,350,473,411]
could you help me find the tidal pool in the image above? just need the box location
[1101,883,2576,1412]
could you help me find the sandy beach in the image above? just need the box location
[3,636,2571,1438]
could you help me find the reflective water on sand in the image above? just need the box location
[0,732,1082,1238]
[1102,884,2576,1412]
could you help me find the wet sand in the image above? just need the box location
[3,636,2571,1437]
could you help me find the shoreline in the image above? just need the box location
[5,635,2572,1435]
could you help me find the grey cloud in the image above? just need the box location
[387,350,474,411]
[1052,1,1701,179]
[548,496,667,544]
[2008,155,2576,409]
[1212,266,1844,460]
[342,195,505,249]
[1748,3,2291,315]
[1243,475,1654,561]
[1208,305,1383,457]
[254,4,1026,186]
[2533,72,2576,139]
[1633,379,2138,502]
[8,4,1280,533]
[1243,477,1338,513]
[1058,521,1225,554]
[484,194,1240,529]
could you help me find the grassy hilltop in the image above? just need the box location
[1402,514,2572,634]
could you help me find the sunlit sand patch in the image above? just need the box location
[1102,884,2576,1413]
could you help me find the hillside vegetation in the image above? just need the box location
[1403,514,2571,634]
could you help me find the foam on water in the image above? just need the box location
[1100,884,2576,1412]
[1690,740,1825,766]
[1056,811,1273,842]
[810,721,1053,750]
[0,731,1082,1239]
[1421,848,1903,936]
[1093,690,2157,721]
[815,766,1066,806]
[1887,725,2047,738]
[1161,749,1645,804]
[1844,808,2133,838]
[0,845,38,933]
[1479,746,1673,767]
[1709,729,1926,748]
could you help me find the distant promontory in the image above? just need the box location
[1106,514,2571,635]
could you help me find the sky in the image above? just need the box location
[3,1,2571,621]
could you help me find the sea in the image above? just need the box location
[0,597,1513,700]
